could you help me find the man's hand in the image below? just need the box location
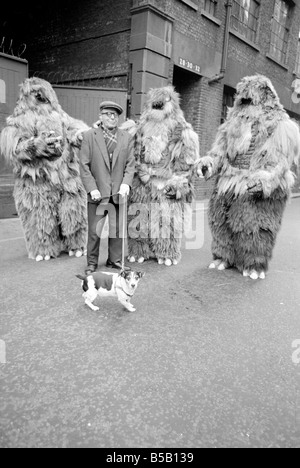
[90,190,101,202]
[119,184,130,198]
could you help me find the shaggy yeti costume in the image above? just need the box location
[197,75,300,280]
[124,86,199,266]
[0,77,89,261]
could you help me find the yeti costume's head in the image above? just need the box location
[142,86,184,123]
[233,75,283,111]
[15,77,62,115]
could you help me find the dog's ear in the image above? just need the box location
[137,272,145,279]
[76,274,86,281]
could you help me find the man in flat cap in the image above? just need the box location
[79,101,135,274]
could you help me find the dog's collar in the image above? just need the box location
[116,285,134,298]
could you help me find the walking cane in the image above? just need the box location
[121,193,128,272]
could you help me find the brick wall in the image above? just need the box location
[25,0,133,88]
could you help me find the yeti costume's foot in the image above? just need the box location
[209,259,229,271]
[36,255,52,262]
[157,258,179,266]
[243,270,266,280]
[129,256,146,264]
[69,250,84,258]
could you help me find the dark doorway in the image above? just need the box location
[172,65,201,129]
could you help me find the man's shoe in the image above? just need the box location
[106,260,130,271]
[85,265,97,275]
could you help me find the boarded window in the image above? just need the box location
[295,30,300,76]
[231,0,260,43]
[270,0,293,64]
[204,0,218,16]
[0,80,6,103]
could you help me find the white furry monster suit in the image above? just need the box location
[0,77,89,261]
[124,86,199,266]
[197,75,300,280]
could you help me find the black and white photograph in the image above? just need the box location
[0,0,300,451]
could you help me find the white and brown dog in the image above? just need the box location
[76,270,145,312]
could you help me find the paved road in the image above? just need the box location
[0,198,300,448]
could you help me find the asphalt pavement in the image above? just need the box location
[0,197,300,448]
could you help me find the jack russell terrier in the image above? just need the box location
[76,270,145,312]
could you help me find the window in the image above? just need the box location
[295,31,300,75]
[269,0,292,64]
[204,0,218,16]
[0,80,6,104]
[231,0,260,43]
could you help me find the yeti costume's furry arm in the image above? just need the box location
[197,75,300,198]
[62,111,90,148]
[135,120,199,199]
[212,114,300,198]
[246,118,300,197]
[197,123,227,179]
[163,122,199,199]
[1,122,63,163]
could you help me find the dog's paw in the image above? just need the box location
[165,259,172,267]
[138,257,145,264]
[36,255,44,262]
[158,258,164,265]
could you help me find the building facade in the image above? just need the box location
[1,0,300,201]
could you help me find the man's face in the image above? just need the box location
[99,108,119,130]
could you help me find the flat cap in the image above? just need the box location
[99,101,124,115]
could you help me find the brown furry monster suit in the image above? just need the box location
[123,86,199,266]
[0,77,89,262]
[197,75,300,280]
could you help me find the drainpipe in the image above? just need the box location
[208,0,233,84]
